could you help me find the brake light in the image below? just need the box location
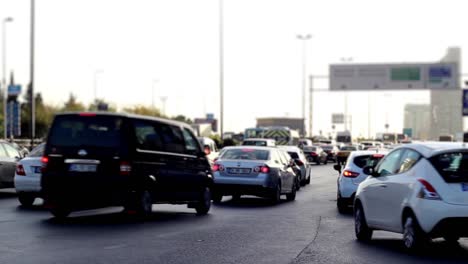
[120,161,132,176]
[253,165,270,174]
[212,164,224,172]
[41,156,49,164]
[373,154,384,158]
[79,112,96,117]
[343,170,360,178]
[417,178,441,200]
[310,152,318,157]
[16,164,26,176]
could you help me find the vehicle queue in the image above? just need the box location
[1,113,467,253]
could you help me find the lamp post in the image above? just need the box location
[340,57,353,132]
[2,17,13,139]
[297,34,312,137]
[219,0,224,138]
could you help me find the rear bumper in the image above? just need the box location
[429,218,468,238]
[213,172,277,197]
[14,176,41,193]
[213,184,275,198]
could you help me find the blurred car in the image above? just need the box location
[212,146,297,204]
[333,150,387,213]
[278,145,311,186]
[321,144,339,163]
[336,145,358,165]
[8,141,29,158]
[241,138,276,147]
[303,145,328,165]
[354,143,468,250]
[14,143,45,206]
[298,138,313,148]
[198,137,219,166]
[0,140,23,189]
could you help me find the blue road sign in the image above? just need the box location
[7,85,21,96]
[463,90,468,116]
[6,101,21,137]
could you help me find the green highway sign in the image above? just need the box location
[391,67,420,81]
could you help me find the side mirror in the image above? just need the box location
[333,164,342,173]
[203,145,211,156]
[363,166,377,176]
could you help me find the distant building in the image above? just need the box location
[256,117,305,136]
[194,113,218,133]
[404,104,431,140]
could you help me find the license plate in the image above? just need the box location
[33,166,42,173]
[227,168,251,174]
[69,164,97,172]
[462,183,468,192]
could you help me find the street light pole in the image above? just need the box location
[30,0,35,148]
[297,34,311,137]
[2,17,13,140]
[219,0,224,138]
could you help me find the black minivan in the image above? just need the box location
[41,112,213,218]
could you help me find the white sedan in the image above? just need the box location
[354,142,468,250]
[14,143,45,206]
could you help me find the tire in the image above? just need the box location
[18,193,35,207]
[212,192,222,204]
[286,181,297,201]
[50,207,71,219]
[296,177,301,191]
[270,182,281,204]
[403,214,429,251]
[337,197,348,214]
[305,174,311,184]
[136,190,153,217]
[354,203,373,241]
[195,187,211,215]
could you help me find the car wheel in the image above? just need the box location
[354,203,373,241]
[443,235,460,244]
[270,182,281,204]
[337,194,348,214]
[135,190,153,217]
[195,187,211,215]
[18,193,35,207]
[50,206,71,219]
[212,192,222,204]
[296,177,301,191]
[403,214,428,250]
[286,181,297,201]
[305,174,311,184]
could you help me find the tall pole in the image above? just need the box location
[30,0,35,148]
[309,75,313,137]
[297,34,311,137]
[219,0,224,138]
[2,17,13,140]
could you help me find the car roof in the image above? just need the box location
[397,142,468,158]
[222,146,276,151]
[348,150,388,158]
[277,145,301,152]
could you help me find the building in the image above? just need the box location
[256,117,305,136]
[404,104,431,140]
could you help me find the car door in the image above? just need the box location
[363,149,404,227]
[0,142,21,187]
[181,127,209,196]
[383,149,422,231]
[278,149,294,192]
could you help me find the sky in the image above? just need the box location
[1,0,467,137]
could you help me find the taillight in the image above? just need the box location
[41,156,49,173]
[311,152,318,157]
[213,164,224,172]
[16,164,26,176]
[417,178,441,200]
[255,165,270,174]
[120,161,132,176]
[342,170,360,178]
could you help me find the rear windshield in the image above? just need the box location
[287,152,299,159]
[242,140,267,146]
[303,147,317,152]
[353,155,384,168]
[322,146,333,150]
[49,115,123,148]
[220,149,270,160]
[429,152,468,183]
[341,146,357,151]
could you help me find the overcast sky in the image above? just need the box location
[1,0,467,137]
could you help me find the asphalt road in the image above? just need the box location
[0,164,466,264]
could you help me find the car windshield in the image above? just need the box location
[220,148,270,160]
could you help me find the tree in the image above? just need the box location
[172,115,192,124]
[61,93,86,112]
[122,105,163,117]
[88,99,116,112]
[21,92,58,139]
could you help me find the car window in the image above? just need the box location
[220,148,269,160]
[3,143,20,158]
[398,149,421,173]
[134,120,163,152]
[353,154,385,168]
[182,128,200,155]
[375,149,404,176]
[157,124,186,154]
[28,143,45,157]
[287,151,299,159]
[429,152,468,183]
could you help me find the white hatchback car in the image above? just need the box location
[14,143,45,206]
[334,150,387,213]
[354,142,468,250]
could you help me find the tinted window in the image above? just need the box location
[429,152,468,183]
[49,115,122,148]
[340,146,357,151]
[287,151,299,159]
[158,124,185,154]
[220,149,270,160]
[398,149,421,173]
[353,154,385,168]
[242,140,267,146]
[182,128,200,155]
[375,149,404,176]
[134,120,163,151]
